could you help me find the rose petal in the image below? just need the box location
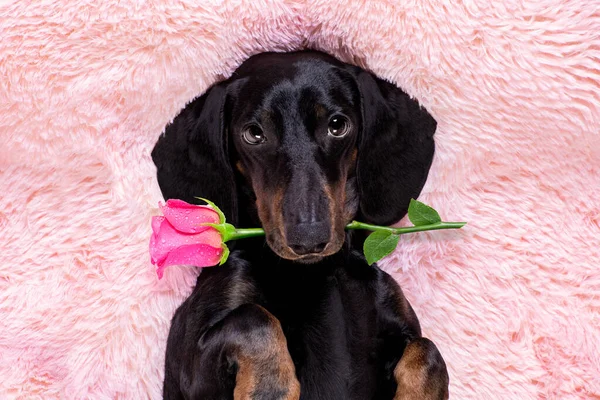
[156,244,223,279]
[150,237,166,267]
[149,217,222,268]
[151,215,165,235]
[160,200,220,233]
[149,217,166,265]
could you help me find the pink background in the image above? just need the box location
[1,0,599,398]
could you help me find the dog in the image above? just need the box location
[152,50,449,400]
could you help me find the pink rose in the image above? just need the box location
[150,199,223,279]
[148,198,465,278]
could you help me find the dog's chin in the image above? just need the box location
[294,254,325,264]
[266,238,344,264]
[266,244,324,263]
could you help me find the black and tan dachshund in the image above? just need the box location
[152,50,449,400]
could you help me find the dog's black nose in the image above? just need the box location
[287,222,330,255]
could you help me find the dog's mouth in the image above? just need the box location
[265,230,345,263]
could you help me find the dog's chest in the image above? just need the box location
[254,265,383,399]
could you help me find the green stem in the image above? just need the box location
[346,220,466,235]
[223,221,465,242]
[227,228,266,241]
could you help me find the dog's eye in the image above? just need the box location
[242,125,266,145]
[328,116,350,137]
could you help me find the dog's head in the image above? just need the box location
[152,51,436,263]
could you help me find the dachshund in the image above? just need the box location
[152,50,449,400]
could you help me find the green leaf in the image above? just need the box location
[408,199,441,226]
[363,231,400,266]
[219,244,230,265]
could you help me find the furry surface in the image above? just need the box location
[1,0,599,398]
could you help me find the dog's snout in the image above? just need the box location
[287,222,330,255]
[282,173,333,256]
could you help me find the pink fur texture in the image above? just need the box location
[1,0,599,398]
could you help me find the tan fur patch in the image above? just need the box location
[322,180,346,254]
[234,354,257,400]
[393,340,449,400]
[236,161,246,175]
[314,104,327,119]
[233,307,300,399]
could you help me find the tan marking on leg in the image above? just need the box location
[234,354,256,400]
[394,339,449,400]
[233,306,300,400]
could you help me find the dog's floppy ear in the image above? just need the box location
[355,72,436,226]
[151,83,238,224]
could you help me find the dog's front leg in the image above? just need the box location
[393,337,449,400]
[184,304,300,400]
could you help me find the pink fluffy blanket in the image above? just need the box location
[1,0,599,398]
